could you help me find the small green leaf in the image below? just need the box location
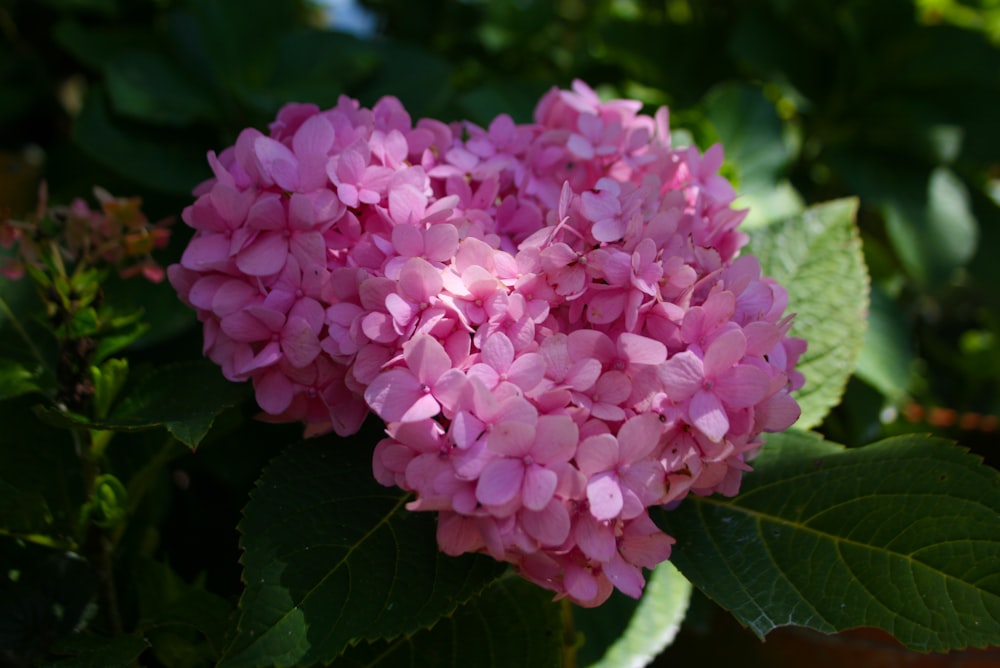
[81,474,127,530]
[220,438,506,668]
[585,561,692,668]
[89,358,128,420]
[746,199,869,429]
[332,576,566,667]
[657,431,1000,652]
[0,358,41,400]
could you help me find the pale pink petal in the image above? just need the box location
[423,223,459,262]
[487,421,535,457]
[364,368,424,422]
[532,415,577,464]
[521,465,558,511]
[507,353,545,392]
[617,333,667,366]
[690,388,729,442]
[659,351,704,401]
[476,458,525,507]
[399,257,443,303]
[616,413,664,463]
[481,332,515,372]
[587,471,624,521]
[404,335,451,386]
[704,328,746,376]
[576,434,619,476]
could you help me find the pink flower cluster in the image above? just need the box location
[169,80,805,607]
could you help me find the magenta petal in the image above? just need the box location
[281,316,321,367]
[181,234,231,271]
[236,231,287,276]
[575,515,616,561]
[521,500,570,546]
[690,389,729,442]
[220,310,271,342]
[254,136,299,191]
[587,472,624,521]
[604,555,645,599]
[716,365,771,408]
[476,458,525,507]
[521,465,557,511]
[255,369,294,414]
[247,194,285,230]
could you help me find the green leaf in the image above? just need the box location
[108,360,250,448]
[332,576,566,667]
[134,558,234,666]
[657,431,1000,652]
[72,90,210,195]
[585,561,692,668]
[0,358,41,400]
[220,438,506,668]
[746,199,869,429]
[43,633,150,668]
[0,477,53,535]
[105,50,218,126]
[883,166,978,287]
[854,283,914,402]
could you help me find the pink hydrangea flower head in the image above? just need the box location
[169,81,806,605]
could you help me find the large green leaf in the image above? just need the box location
[72,91,210,195]
[657,431,1000,652]
[332,576,566,667]
[585,561,692,668]
[220,439,507,668]
[746,199,869,430]
[883,166,978,287]
[105,50,218,126]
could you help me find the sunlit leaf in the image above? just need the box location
[746,198,869,429]
[220,439,506,668]
[657,431,1000,652]
[584,561,692,668]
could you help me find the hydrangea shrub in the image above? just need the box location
[169,81,805,606]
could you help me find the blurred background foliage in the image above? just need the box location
[1,0,998,664]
